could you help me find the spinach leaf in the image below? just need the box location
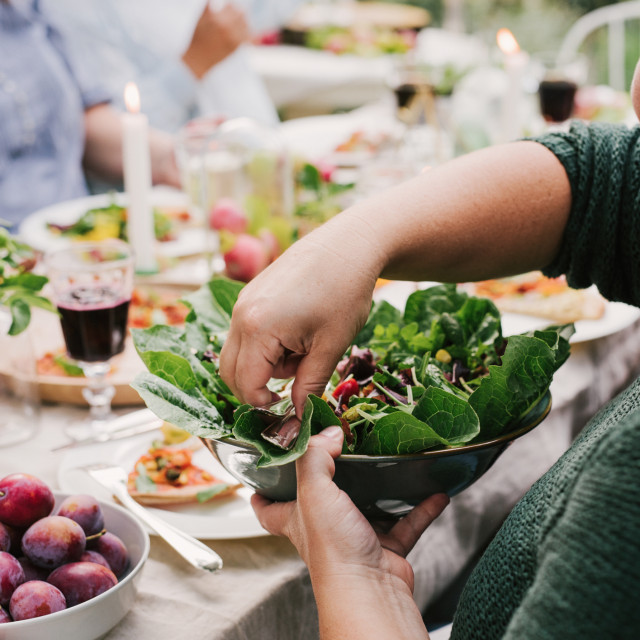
[359,411,449,455]
[468,332,565,440]
[196,484,233,503]
[232,395,335,467]
[54,354,84,377]
[354,299,403,346]
[413,387,480,444]
[403,284,468,330]
[134,463,157,493]
[131,372,229,438]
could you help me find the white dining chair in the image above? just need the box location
[556,0,640,91]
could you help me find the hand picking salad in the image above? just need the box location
[131,277,573,467]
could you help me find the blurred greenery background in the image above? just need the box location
[380,0,640,86]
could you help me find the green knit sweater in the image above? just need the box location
[450,121,640,640]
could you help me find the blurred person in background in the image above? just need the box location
[0,0,180,226]
[42,0,305,134]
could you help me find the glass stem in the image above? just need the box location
[80,362,115,425]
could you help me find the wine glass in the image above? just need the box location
[45,240,134,439]
[534,54,587,128]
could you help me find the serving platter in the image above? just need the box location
[286,2,430,32]
[18,187,211,259]
[58,430,268,540]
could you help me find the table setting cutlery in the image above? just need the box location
[52,408,164,451]
[81,463,224,573]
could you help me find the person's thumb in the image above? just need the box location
[296,427,344,496]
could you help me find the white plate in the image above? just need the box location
[58,431,268,540]
[280,111,403,166]
[18,187,208,258]
[373,280,640,344]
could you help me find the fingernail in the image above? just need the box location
[320,426,343,441]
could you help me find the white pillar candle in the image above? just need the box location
[123,82,158,274]
[497,29,529,143]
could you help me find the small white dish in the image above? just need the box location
[3,492,150,640]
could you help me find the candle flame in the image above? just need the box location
[496,28,520,55]
[124,82,140,114]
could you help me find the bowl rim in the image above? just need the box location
[207,390,552,463]
[6,491,150,630]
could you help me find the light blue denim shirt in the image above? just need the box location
[0,0,110,225]
[40,0,301,133]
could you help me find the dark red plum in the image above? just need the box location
[22,516,86,569]
[0,523,10,553]
[9,580,66,620]
[0,474,54,528]
[56,494,104,536]
[18,556,50,582]
[0,551,25,605]
[0,605,10,623]
[90,531,129,578]
[48,562,117,607]
[79,550,110,570]
[5,525,24,558]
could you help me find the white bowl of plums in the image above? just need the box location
[0,473,149,640]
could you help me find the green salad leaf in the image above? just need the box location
[131,276,573,467]
[0,227,56,335]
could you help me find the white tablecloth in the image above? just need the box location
[2,318,640,638]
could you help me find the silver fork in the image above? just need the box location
[81,463,223,573]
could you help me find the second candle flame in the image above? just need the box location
[496,28,520,55]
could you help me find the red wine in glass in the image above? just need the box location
[394,82,420,110]
[538,79,578,123]
[57,286,130,363]
[45,239,134,436]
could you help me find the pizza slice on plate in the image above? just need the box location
[461,272,606,324]
[127,442,241,506]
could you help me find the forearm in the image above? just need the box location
[312,570,429,640]
[83,104,179,186]
[311,140,571,284]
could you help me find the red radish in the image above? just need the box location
[209,199,248,234]
[224,234,270,282]
[258,229,280,262]
[317,161,336,182]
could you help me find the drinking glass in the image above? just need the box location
[0,309,40,447]
[175,116,226,220]
[45,240,134,439]
[175,116,247,275]
[387,60,453,166]
[533,54,587,125]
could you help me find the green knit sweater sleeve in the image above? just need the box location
[533,121,640,306]
[502,413,640,639]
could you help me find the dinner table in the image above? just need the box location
[2,295,640,639]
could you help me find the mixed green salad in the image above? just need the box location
[47,203,175,243]
[131,277,573,467]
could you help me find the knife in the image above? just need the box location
[52,410,164,451]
